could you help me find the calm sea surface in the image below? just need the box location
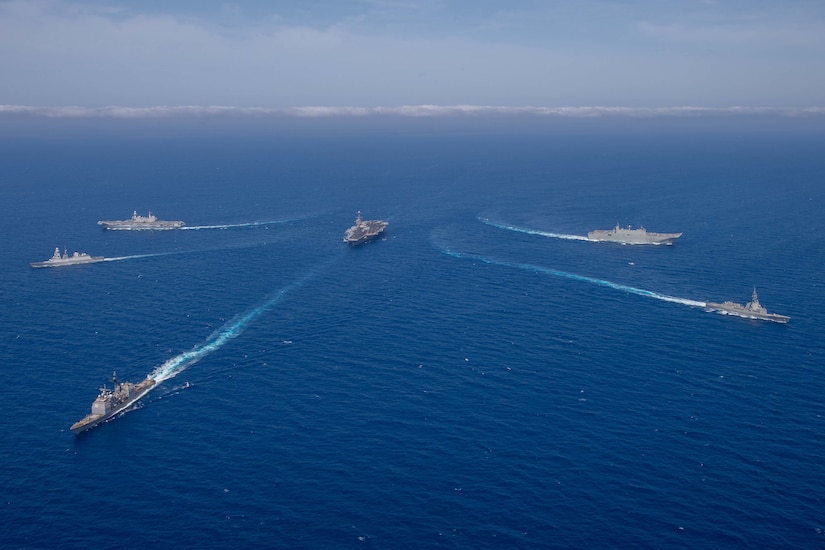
[1,132,823,548]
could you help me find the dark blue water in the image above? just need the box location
[1,132,824,548]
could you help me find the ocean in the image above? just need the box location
[1,130,823,548]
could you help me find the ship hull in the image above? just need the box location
[71,379,156,434]
[98,221,184,230]
[704,303,790,323]
[343,219,388,245]
[587,231,682,245]
[30,256,104,268]
[345,233,384,245]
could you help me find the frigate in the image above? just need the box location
[30,247,104,268]
[705,288,790,323]
[587,224,682,245]
[98,210,184,230]
[71,372,157,434]
[343,211,388,245]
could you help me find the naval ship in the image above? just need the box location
[587,224,682,245]
[705,288,790,323]
[98,210,184,230]
[71,372,156,434]
[30,247,104,268]
[343,211,388,245]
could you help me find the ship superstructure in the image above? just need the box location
[343,211,388,245]
[70,372,156,434]
[705,288,790,323]
[587,224,682,245]
[30,247,104,268]
[98,210,184,230]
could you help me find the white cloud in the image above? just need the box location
[1,1,824,107]
[2,104,823,119]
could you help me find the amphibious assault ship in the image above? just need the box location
[30,247,104,268]
[587,224,682,245]
[70,372,156,434]
[343,211,388,245]
[705,288,790,323]
[98,210,184,230]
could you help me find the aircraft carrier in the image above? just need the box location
[71,372,157,434]
[588,224,682,245]
[30,247,104,268]
[98,210,184,230]
[343,211,388,245]
[705,288,790,323]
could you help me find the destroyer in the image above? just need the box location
[705,288,790,323]
[71,372,156,434]
[588,224,682,245]
[98,210,184,230]
[30,247,104,268]
[343,211,388,245]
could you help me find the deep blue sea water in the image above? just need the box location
[1,131,824,548]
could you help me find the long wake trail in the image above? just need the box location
[436,243,706,308]
[103,252,179,262]
[181,216,307,231]
[479,217,591,241]
[148,262,327,384]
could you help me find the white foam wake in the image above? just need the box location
[181,217,304,230]
[103,252,176,262]
[479,217,590,241]
[148,265,324,384]
[436,244,706,308]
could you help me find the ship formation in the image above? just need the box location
[343,211,388,245]
[30,247,104,268]
[98,210,184,230]
[588,224,682,245]
[61,209,792,434]
[705,288,790,323]
[71,372,156,434]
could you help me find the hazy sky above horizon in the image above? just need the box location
[1,0,824,110]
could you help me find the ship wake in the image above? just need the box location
[434,242,706,309]
[479,217,590,241]
[148,264,325,384]
[181,216,307,231]
[103,252,178,262]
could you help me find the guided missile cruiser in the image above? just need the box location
[71,372,156,434]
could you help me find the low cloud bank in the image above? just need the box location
[3,104,824,119]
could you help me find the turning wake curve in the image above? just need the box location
[435,242,706,308]
[479,217,591,241]
[148,266,324,384]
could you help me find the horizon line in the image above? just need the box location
[2,104,825,120]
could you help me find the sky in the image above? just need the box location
[1,0,824,120]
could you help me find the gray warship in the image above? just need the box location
[588,224,682,245]
[98,210,184,230]
[343,211,388,245]
[705,288,790,323]
[71,372,157,434]
[30,247,104,268]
